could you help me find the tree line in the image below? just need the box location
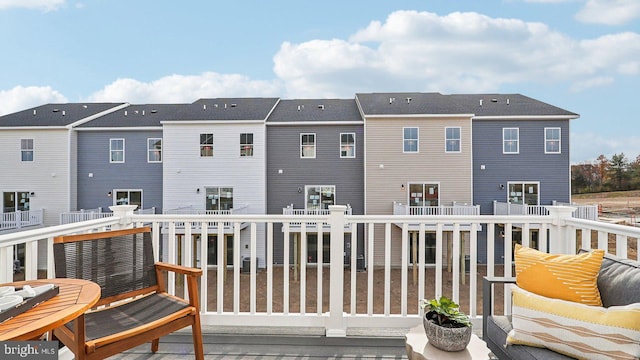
[572,153,640,194]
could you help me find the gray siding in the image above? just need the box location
[266,124,364,264]
[77,130,163,212]
[473,119,571,262]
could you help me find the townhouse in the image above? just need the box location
[0,92,579,269]
[266,99,364,266]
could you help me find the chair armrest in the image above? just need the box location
[155,262,203,309]
[155,262,203,277]
[482,276,516,340]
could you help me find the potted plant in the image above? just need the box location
[420,296,472,352]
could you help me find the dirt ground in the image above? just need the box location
[204,191,640,317]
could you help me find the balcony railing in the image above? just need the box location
[59,207,157,224]
[393,202,480,216]
[493,200,598,220]
[1,205,638,338]
[282,205,353,231]
[0,209,44,232]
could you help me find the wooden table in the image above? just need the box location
[0,278,100,341]
[405,324,492,360]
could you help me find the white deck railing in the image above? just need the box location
[0,209,45,232]
[1,205,637,337]
[59,207,157,224]
[393,202,480,216]
[493,201,598,220]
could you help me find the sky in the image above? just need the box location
[0,0,639,165]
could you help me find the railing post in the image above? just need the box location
[109,205,138,229]
[326,205,347,337]
[546,205,576,254]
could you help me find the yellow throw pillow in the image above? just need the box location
[514,244,604,306]
[507,285,640,360]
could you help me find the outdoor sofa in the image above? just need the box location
[482,249,640,360]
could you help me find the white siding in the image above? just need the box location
[163,122,267,265]
[0,129,72,226]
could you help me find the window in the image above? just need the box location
[403,127,419,153]
[305,185,335,210]
[20,139,34,162]
[300,133,316,158]
[200,133,213,157]
[409,232,437,265]
[507,182,539,205]
[545,127,561,154]
[3,192,30,212]
[110,139,124,163]
[205,187,233,211]
[503,128,519,154]
[147,138,162,162]
[340,133,355,158]
[240,133,253,157]
[408,183,439,207]
[445,127,461,153]
[114,190,142,208]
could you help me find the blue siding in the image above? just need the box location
[77,130,163,212]
[473,119,571,262]
[266,124,364,264]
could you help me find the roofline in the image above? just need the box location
[66,103,131,128]
[363,114,475,119]
[161,120,265,125]
[75,127,163,131]
[472,115,579,120]
[266,121,364,126]
[0,126,69,130]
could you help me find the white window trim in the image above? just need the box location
[240,133,254,157]
[407,182,440,207]
[502,128,519,154]
[444,127,461,153]
[200,133,214,157]
[20,138,34,162]
[403,127,419,153]
[506,181,540,205]
[544,127,561,154]
[339,132,356,158]
[112,189,143,208]
[300,133,316,159]
[147,138,162,163]
[110,138,125,163]
[304,185,336,210]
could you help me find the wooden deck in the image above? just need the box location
[109,331,409,359]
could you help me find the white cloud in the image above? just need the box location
[570,76,614,92]
[0,0,65,11]
[576,0,640,25]
[0,86,67,116]
[571,132,640,163]
[87,72,283,103]
[273,10,640,97]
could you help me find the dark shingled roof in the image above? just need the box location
[448,94,578,117]
[172,98,280,121]
[356,92,578,118]
[77,104,189,127]
[0,103,126,127]
[267,99,362,123]
[356,93,469,115]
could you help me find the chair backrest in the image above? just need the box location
[54,227,157,304]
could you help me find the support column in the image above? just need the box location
[326,205,347,337]
[546,205,576,254]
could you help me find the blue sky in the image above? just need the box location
[0,0,639,164]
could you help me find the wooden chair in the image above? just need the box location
[52,226,204,360]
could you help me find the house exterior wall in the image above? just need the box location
[472,119,571,262]
[0,129,71,226]
[364,116,473,266]
[76,130,164,212]
[162,121,266,266]
[266,124,365,264]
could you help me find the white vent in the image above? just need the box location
[318,104,324,110]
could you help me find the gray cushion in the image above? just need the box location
[597,252,640,307]
[485,316,574,360]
